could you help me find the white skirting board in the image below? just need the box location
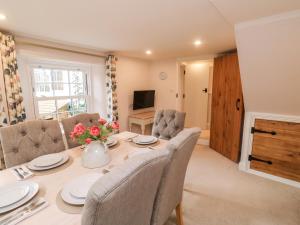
[239,111,300,188]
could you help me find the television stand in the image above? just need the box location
[129,111,155,134]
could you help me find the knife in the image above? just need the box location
[13,168,24,179]
[0,199,46,225]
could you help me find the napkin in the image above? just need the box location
[11,166,34,180]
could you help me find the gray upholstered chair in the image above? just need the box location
[82,149,169,225]
[61,113,100,149]
[0,120,65,168]
[152,109,186,140]
[151,128,201,225]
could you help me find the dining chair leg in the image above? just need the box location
[175,202,184,225]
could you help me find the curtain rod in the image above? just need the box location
[16,38,107,59]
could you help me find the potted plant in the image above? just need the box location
[70,118,119,168]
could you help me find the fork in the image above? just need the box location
[19,167,29,176]
[13,168,24,179]
[0,198,43,224]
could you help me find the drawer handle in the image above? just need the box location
[251,127,276,135]
[248,155,272,165]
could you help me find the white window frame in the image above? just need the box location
[29,61,92,120]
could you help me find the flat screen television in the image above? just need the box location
[133,90,155,110]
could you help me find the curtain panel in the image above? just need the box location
[0,32,26,126]
[105,55,119,122]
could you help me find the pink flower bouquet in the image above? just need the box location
[70,118,119,145]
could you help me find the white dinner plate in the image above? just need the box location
[132,135,158,145]
[106,137,118,148]
[61,173,103,205]
[0,181,39,214]
[31,153,63,167]
[27,153,69,171]
[0,184,29,208]
[127,148,152,159]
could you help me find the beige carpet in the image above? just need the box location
[165,144,300,225]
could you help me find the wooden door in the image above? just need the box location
[210,53,244,162]
[210,56,226,153]
[250,119,300,182]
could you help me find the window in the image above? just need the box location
[32,66,89,120]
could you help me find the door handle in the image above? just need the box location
[236,98,241,111]
[248,155,272,165]
[202,88,208,93]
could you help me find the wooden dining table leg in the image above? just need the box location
[175,202,184,225]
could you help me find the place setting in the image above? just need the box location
[11,152,70,181]
[26,152,70,171]
[125,134,158,145]
[0,181,47,225]
[105,136,119,149]
[54,171,106,214]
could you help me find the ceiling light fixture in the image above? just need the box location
[0,13,6,20]
[145,50,152,55]
[194,40,202,46]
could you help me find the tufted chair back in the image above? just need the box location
[82,149,169,225]
[0,120,65,168]
[151,128,201,225]
[152,109,186,140]
[61,113,100,149]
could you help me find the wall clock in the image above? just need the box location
[159,72,168,80]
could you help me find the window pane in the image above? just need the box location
[35,83,53,97]
[52,70,68,83]
[38,100,56,116]
[53,83,70,97]
[33,66,89,119]
[57,99,72,112]
[34,68,51,82]
[70,83,84,96]
[70,71,84,83]
[72,98,87,112]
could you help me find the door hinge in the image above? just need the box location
[251,127,276,135]
[248,155,272,165]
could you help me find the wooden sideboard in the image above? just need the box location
[128,111,155,134]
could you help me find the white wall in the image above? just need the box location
[116,56,151,131]
[235,10,300,116]
[149,59,178,110]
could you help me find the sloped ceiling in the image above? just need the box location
[235,10,300,115]
[0,0,299,59]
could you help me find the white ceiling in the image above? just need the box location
[0,0,299,59]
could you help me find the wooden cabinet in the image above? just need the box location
[210,53,244,162]
[250,119,300,182]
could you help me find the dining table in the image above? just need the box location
[0,131,168,225]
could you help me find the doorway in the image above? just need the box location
[178,60,213,142]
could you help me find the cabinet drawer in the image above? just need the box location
[250,119,300,182]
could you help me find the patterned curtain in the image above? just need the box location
[0,32,26,126]
[105,55,119,122]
